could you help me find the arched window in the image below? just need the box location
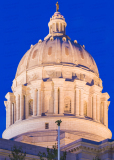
[84,101,87,117]
[29,100,33,116]
[80,50,84,59]
[64,97,71,113]
[56,23,59,31]
[53,23,55,32]
[48,47,52,55]
[32,49,38,59]
[65,47,69,56]
[60,23,62,32]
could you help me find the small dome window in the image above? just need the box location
[32,49,38,59]
[80,50,84,59]
[29,100,33,116]
[65,47,69,56]
[48,47,52,55]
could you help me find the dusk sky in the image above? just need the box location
[0,0,114,139]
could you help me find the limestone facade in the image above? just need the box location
[3,10,112,148]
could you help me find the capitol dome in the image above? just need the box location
[16,12,98,79]
[3,6,112,148]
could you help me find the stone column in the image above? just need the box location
[20,94,23,120]
[5,101,9,128]
[54,87,58,114]
[76,88,79,116]
[33,89,37,116]
[37,88,41,116]
[96,95,100,122]
[80,89,84,117]
[6,106,8,128]
[93,94,96,121]
[9,101,12,125]
[16,95,20,121]
[59,87,64,114]
[104,101,108,127]
[14,102,16,123]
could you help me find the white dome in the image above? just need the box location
[16,36,99,78]
[3,9,111,149]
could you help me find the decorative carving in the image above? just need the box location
[17,78,24,86]
[80,73,85,81]
[27,73,39,82]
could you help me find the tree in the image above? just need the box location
[38,144,67,160]
[8,145,26,160]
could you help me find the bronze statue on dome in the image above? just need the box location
[56,2,59,12]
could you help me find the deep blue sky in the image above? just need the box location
[0,0,114,139]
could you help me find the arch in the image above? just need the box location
[65,47,69,56]
[29,99,33,116]
[80,50,84,59]
[64,97,71,113]
[48,47,52,56]
[32,49,38,59]
[60,23,62,32]
[56,23,59,31]
[84,101,87,117]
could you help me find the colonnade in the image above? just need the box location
[49,23,66,34]
[5,81,109,129]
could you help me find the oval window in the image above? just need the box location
[65,47,69,56]
[48,47,52,55]
[80,50,84,59]
[32,49,38,59]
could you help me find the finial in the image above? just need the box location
[56,2,59,12]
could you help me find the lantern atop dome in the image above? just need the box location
[44,3,67,40]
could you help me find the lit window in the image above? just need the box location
[29,100,33,116]
[80,50,84,59]
[65,47,69,55]
[64,98,71,113]
[45,123,49,129]
[48,47,52,55]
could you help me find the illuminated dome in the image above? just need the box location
[3,6,111,148]
[16,11,99,78]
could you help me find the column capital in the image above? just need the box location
[101,92,110,101]
[4,101,8,111]
[52,78,65,88]
[74,79,86,89]
[90,85,102,94]
[5,92,15,102]
[31,80,43,89]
